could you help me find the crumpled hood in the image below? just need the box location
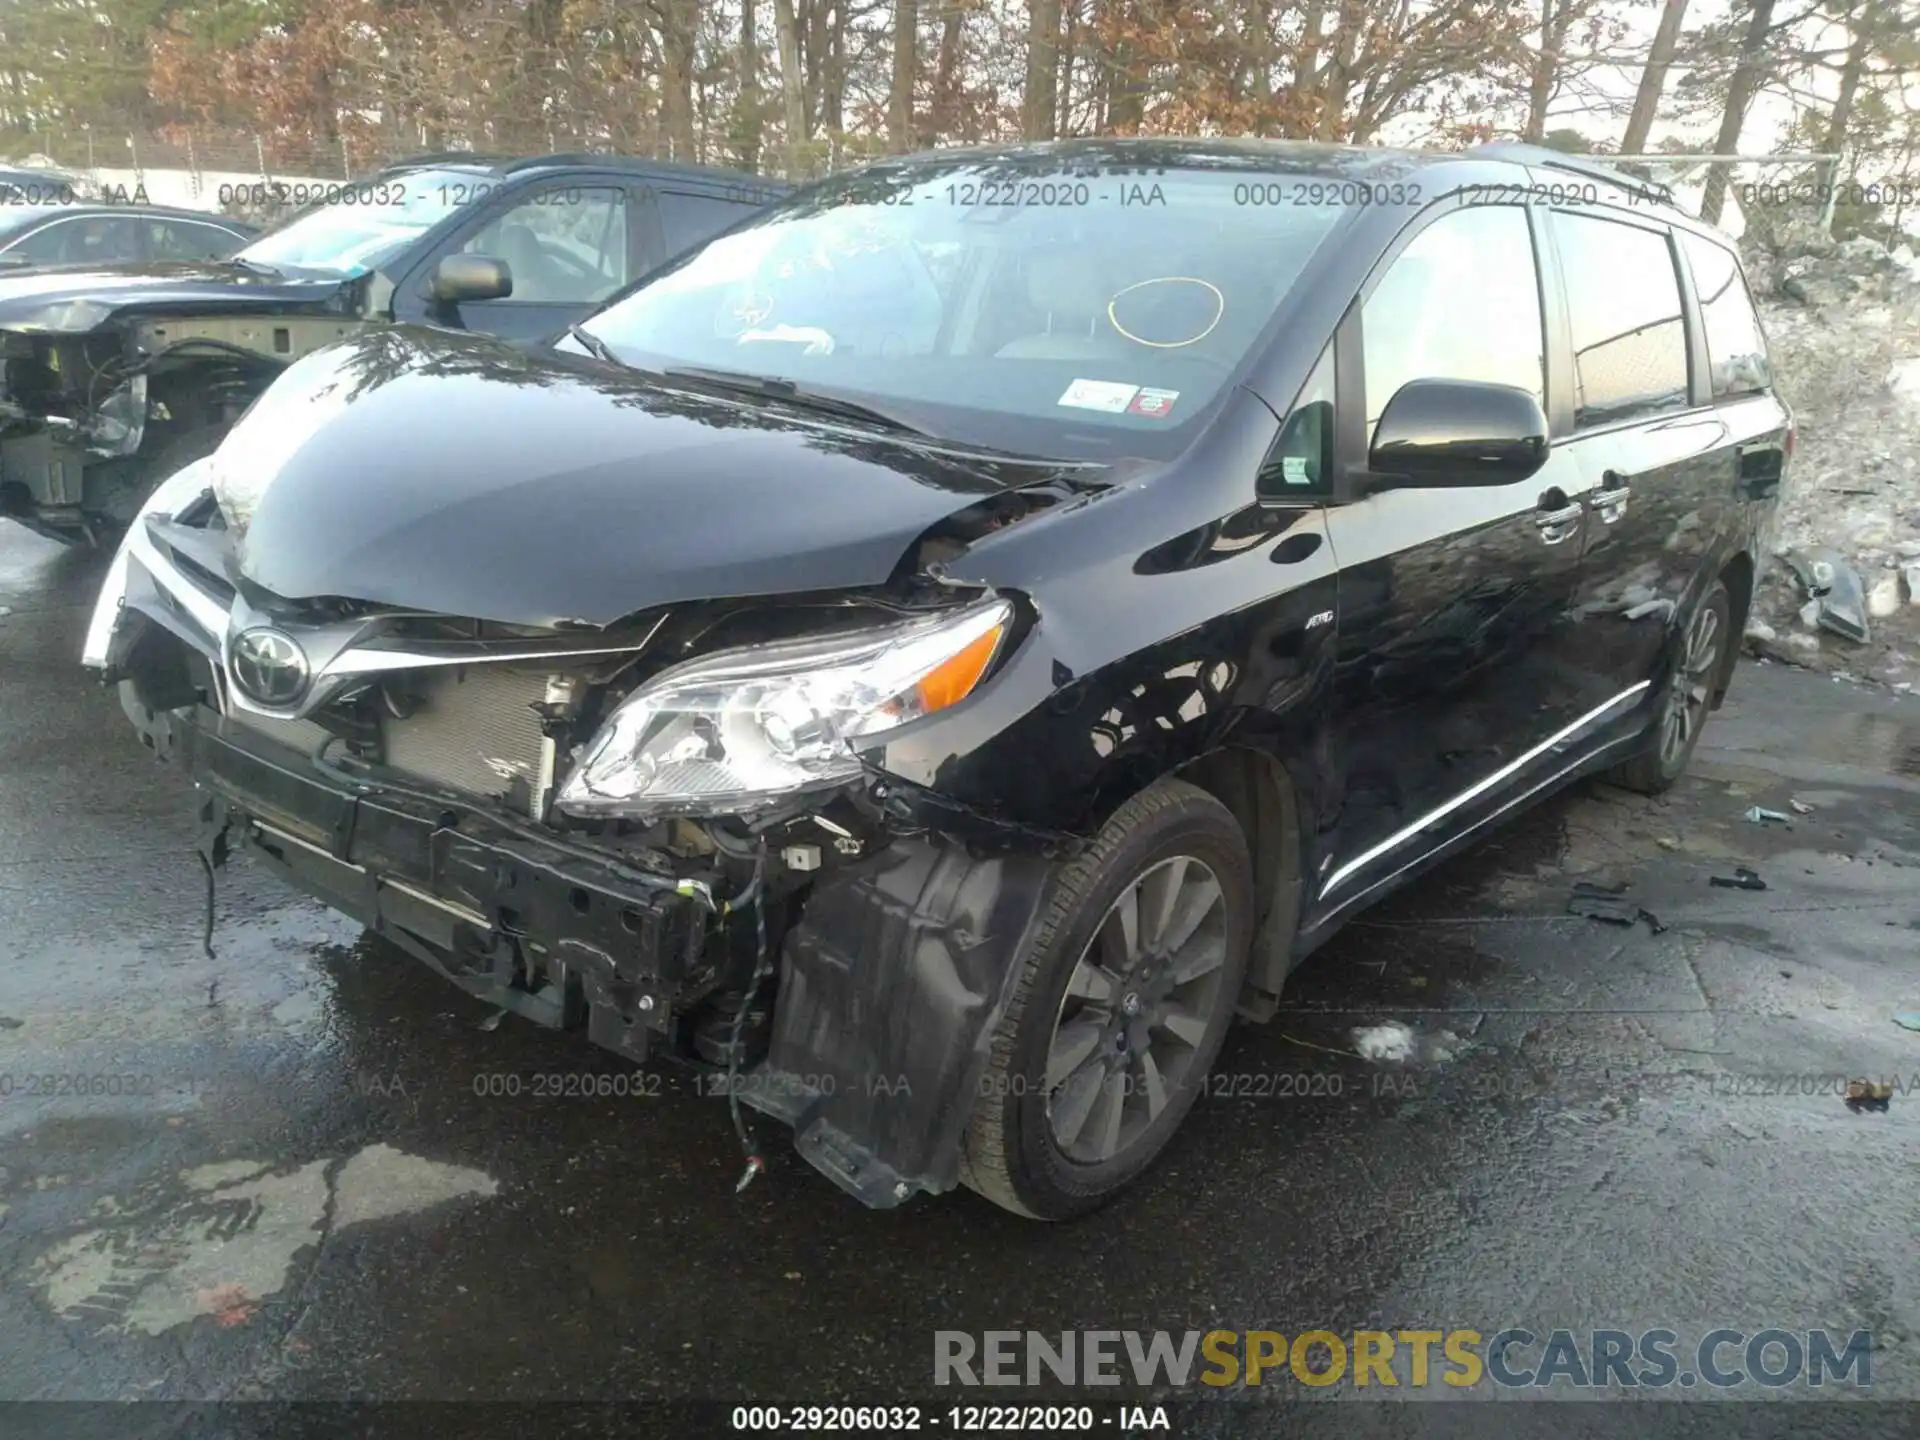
[0,262,352,333]
[226,326,1069,628]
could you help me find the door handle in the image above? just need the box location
[1534,501,1583,543]
[1592,469,1630,523]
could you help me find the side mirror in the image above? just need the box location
[428,254,513,305]
[1367,378,1548,488]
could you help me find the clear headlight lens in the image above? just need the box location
[555,599,1013,819]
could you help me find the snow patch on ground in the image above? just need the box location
[1352,1022,1417,1062]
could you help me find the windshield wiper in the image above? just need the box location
[568,324,624,366]
[661,365,934,439]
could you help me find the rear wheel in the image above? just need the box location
[959,778,1252,1219]
[1608,578,1731,795]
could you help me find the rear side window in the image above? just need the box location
[1552,212,1689,428]
[658,191,759,259]
[1679,231,1771,399]
[1361,204,1544,440]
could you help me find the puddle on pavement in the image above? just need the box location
[28,1143,497,1336]
[1781,709,1920,777]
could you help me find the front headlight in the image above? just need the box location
[555,599,1013,819]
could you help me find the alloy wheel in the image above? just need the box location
[1659,600,1722,765]
[1044,854,1229,1164]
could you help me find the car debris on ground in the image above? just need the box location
[1566,880,1667,932]
[1845,1080,1893,1113]
[1743,805,1792,824]
[1709,867,1769,891]
[1784,548,1872,645]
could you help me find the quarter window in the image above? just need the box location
[1552,212,1689,427]
[1679,230,1771,399]
[1362,205,1544,442]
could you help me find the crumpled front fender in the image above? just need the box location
[742,835,1058,1208]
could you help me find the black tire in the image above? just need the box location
[959,777,1253,1219]
[1608,578,1732,795]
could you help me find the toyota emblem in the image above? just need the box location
[230,627,310,707]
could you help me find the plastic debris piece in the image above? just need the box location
[1744,806,1791,824]
[1845,1080,1892,1113]
[1893,1013,1920,1032]
[1709,867,1768,891]
[1567,881,1665,933]
[478,1010,506,1032]
[1784,547,1871,643]
[1788,799,1816,815]
[1569,882,1637,925]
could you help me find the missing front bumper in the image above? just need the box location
[181,707,714,1063]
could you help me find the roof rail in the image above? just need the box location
[500,152,784,185]
[380,151,515,172]
[1467,143,1675,205]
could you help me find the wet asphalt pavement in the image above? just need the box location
[2,523,1917,1436]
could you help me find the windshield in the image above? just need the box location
[238,169,498,274]
[581,153,1356,459]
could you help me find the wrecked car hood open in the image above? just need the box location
[0,262,356,334]
[226,327,1091,627]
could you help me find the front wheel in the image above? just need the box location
[959,778,1253,1219]
[1608,578,1732,795]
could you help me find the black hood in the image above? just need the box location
[226,327,1084,628]
[0,261,355,333]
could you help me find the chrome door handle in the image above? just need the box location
[1595,470,1631,523]
[1535,503,1583,543]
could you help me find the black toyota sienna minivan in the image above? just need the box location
[86,138,1788,1219]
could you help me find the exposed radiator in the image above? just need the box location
[382,666,552,811]
[228,666,555,815]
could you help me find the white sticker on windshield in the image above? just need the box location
[1058,379,1139,414]
[1282,456,1310,484]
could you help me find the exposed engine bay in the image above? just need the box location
[0,312,361,544]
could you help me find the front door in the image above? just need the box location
[1318,200,1595,916]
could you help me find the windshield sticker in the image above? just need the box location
[1128,387,1180,419]
[1281,456,1311,484]
[1058,379,1140,413]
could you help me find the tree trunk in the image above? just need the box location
[1287,0,1325,137]
[657,0,698,161]
[737,0,762,169]
[1312,0,1364,139]
[773,0,808,170]
[1024,0,1063,140]
[1057,0,1077,136]
[1621,0,1690,154]
[1701,0,1777,224]
[931,4,965,140]
[1524,0,1566,142]
[1823,0,1876,155]
[890,0,917,149]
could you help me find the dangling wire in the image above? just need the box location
[724,836,774,1194]
[196,847,218,960]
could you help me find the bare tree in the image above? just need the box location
[1701,0,1778,222]
[1621,0,1691,152]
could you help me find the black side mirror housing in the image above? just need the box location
[1366,378,1549,488]
[428,254,513,305]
